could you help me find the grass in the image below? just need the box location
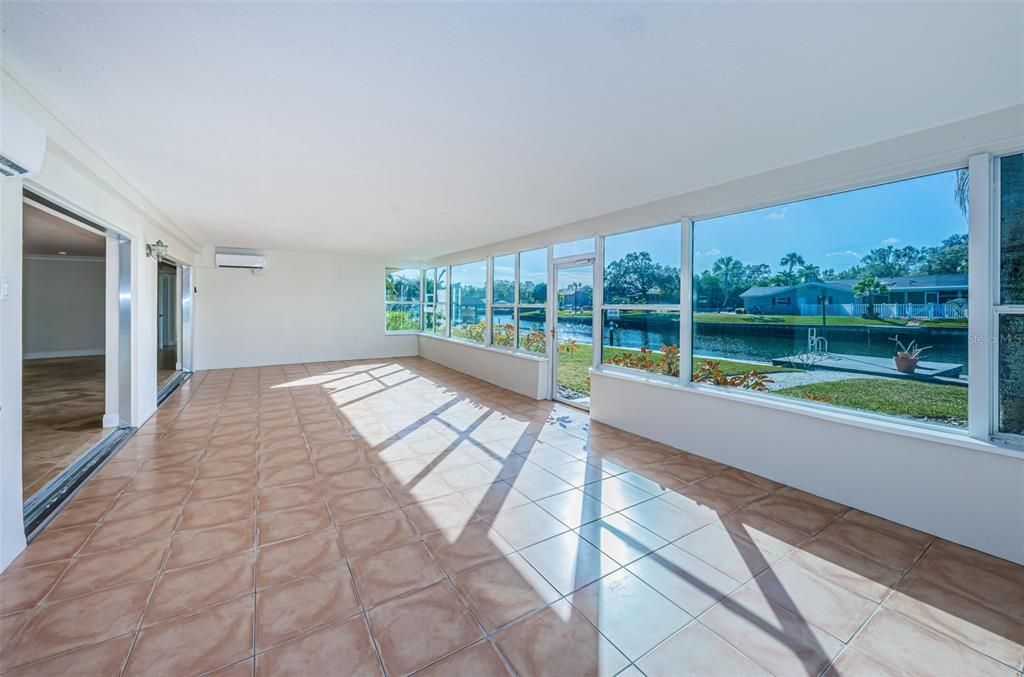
[555,344,795,396]
[693,312,967,329]
[775,377,968,426]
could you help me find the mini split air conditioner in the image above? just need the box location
[215,253,266,269]
[0,98,46,177]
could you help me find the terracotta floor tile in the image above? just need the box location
[256,565,361,650]
[775,487,848,516]
[819,519,926,570]
[423,521,516,575]
[350,541,445,607]
[367,580,483,676]
[619,496,715,541]
[0,561,68,614]
[80,508,180,554]
[327,486,400,523]
[166,518,255,570]
[822,647,901,677]
[146,551,255,625]
[255,615,382,677]
[493,599,629,677]
[580,476,656,512]
[338,509,419,559]
[321,467,382,496]
[569,568,691,661]
[519,532,620,596]
[259,462,317,487]
[43,496,114,530]
[258,501,331,545]
[912,547,1024,622]
[402,494,478,534]
[626,543,741,617]
[258,480,322,513]
[737,494,836,536]
[534,488,615,530]
[749,559,878,642]
[0,634,135,677]
[0,610,31,655]
[2,580,152,669]
[105,485,188,519]
[48,538,169,601]
[700,587,843,677]
[126,597,254,676]
[415,640,510,677]
[786,537,903,603]
[885,572,1024,670]
[453,554,560,631]
[180,492,256,531]
[842,510,934,548]
[575,513,669,567]
[256,529,344,589]
[851,608,1016,676]
[10,525,93,568]
[674,522,789,583]
[637,622,770,677]
[485,502,569,550]
[190,475,256,501]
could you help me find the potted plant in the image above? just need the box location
[890,336,931,374]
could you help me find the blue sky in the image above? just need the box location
[692,169,967,273]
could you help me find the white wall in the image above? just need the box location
[194,248,418,370]
[22,256,105,358]
[418,334,549,399]
[591,371,1024,565]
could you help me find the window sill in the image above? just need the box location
[385,330,422,336]
[590,366,1024,461]
[418,332,549,362]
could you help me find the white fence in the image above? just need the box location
[799,302,968,320]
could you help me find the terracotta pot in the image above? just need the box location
[894,354,919,373]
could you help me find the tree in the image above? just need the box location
[853,275,890,318]
[954,168,969,218]
[603,251,679,304]
[919,234,968,275]
[711,256,745,309]
[799,263,821,282]
[779,252,805,276]
[860,245,923,277]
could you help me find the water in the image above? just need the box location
[531,316,970,373]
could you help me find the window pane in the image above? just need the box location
[433,303,448,336]
[451,260,487,343]
[692,169,969,428]
[999,314,1024,435]
[519,248,548,304]
[518,307,546,353]
[493,254,515,304]
[492,306,515,348]
[424,268,436,304]
[424,303,435,332]
[386,268,420,302]
[553,238,595,258]
[386,303,421,331]
[603,223,680,304]
[602,310,680,376]
[437,267,448,304]
[1001,153,1024,304]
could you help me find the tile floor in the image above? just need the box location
[22,356,113,499]
[1,358,1022,676]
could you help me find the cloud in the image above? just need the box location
[880,237,900,246]
[826,250,861,258]
[695,248,721,257]
[765,206,790,221]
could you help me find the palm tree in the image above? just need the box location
[711,256,744,310]
[779,252,805,275]
[799,263,821,282]
[853,275,890,318]
[954,168,969,218]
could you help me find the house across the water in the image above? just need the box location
[740,273,968,316]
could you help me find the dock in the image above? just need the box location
[770,353,964,380]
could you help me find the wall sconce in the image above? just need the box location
[146,240,168,260]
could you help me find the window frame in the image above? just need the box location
[384,266,423,334]
[516,247,549,355]
[991,152,1024,445]
[449,259,488,345]
[489,252,517,350]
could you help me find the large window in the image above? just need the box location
[451,260,487,343]
[998,153,1023,436]
[385,267,422,332]
[434,267,449,336]
[518,248,548,352]
[491,254,515,348]
[692,169,970,428]
[601,223,682,377]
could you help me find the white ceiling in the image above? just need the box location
[23,203,106,257]
[2,2,1022,259]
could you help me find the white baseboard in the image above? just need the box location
[24,349,104,360]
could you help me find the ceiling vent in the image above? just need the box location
[0,98,46,177]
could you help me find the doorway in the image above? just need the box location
[157,259,180,389]
[552,260,595,409]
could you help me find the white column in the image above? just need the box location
[967,153,994,440]
[103,237,120,428]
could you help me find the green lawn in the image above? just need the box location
[693,312,967,329]
[774,377,968,426]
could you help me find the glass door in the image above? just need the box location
[552,261,595,409]
[156,260,180,390]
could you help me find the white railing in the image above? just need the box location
[798,302,968,320]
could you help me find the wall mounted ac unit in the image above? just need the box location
[215,253,266,269]
[0,98,46,177]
